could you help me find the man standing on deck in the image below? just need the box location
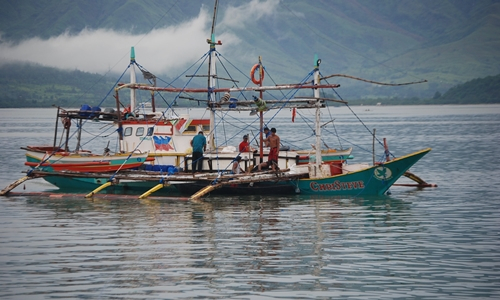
[190,131,206,174]
[260,127,280,171]
[263,127,270,147]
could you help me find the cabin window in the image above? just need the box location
[156,125,173,135]
[184,125,197,133]
[147,127,154,136]
[124,127,132,137]
[136,127,145,136]
[183,124,209,133]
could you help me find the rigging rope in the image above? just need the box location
[302,73,427,86]
[321,74,427,86]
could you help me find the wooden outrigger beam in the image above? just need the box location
[0,176,33,196]
[139,182,171,199]
[383,138,437,188]
[190,183,224,201]
[186,74,239,83]
[393,171,438,188]
[85,181,113,198]
[217,97,345,105]
[116,83,340,93]
[211,104,323,112]
[293,96,348,104]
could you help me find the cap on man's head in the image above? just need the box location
[264,127,269,131]
[243,134,248,139]
[271,128,276,133]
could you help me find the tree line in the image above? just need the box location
[0,63,498,108]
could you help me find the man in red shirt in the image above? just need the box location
[239,135,252,152]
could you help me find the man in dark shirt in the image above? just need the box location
[190,131,206,173]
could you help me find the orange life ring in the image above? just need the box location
[250,64,264,85]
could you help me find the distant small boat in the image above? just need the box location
[24,146,152,172]
[138,102,152,108]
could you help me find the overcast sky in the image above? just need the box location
[0,0,280,76]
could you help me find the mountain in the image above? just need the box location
[1,0,499,105]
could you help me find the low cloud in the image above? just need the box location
[221,0,279,29]
[0,0,279,76]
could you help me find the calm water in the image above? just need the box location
[1,105,499,299]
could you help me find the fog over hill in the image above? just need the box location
[1,0,499,100]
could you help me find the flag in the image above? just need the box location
[175,118,190,133]
[153,136,174,151]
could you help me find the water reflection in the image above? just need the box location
[2,177,499,298]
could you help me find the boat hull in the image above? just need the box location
[296,148,431,196]
[38,173,296,197]
[40,174,180,195]
[174,180,298,196]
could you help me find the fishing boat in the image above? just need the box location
[1,0,435,198]
[23,146,152,173]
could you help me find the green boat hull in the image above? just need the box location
[41,175,180,196]
[296,148,431,196]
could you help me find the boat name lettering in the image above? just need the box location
[309,180,365,192]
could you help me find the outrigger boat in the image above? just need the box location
[1,0,435,199]
[23,146,153,173]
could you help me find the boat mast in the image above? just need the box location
[130,47,137,117]
[206,0,219,152]
[53,107,60,149]
[314,55,322,175]
[114,87,124,153]
[258,56,264,163]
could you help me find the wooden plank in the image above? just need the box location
[0,176,32,196]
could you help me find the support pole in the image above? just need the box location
[372,128,376,165]
[75,119,82,151]
[258,56,264,164]
[53,107,60,149]
[139,182,169,199]
[190,183,222,201]
[85,181,112,198]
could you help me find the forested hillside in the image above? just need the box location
[437,74,500,104]
[0,63,115,108]
[0,63,497,108]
